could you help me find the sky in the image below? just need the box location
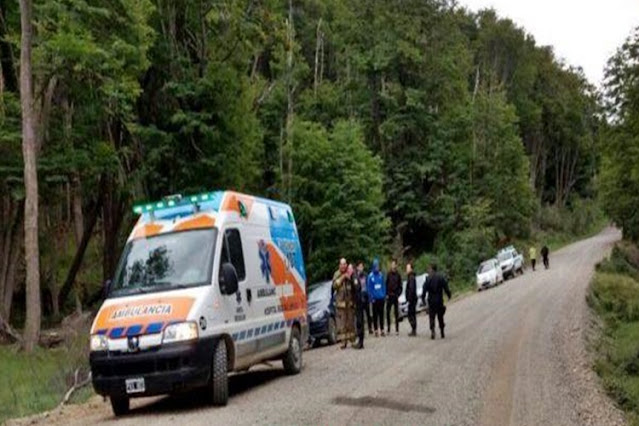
[459,0,639,87]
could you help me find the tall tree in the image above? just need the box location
[19,0,40,352]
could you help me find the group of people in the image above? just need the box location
[528,245,550,271]
[331,258,452,350]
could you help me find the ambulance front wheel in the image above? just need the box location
[283,327,302,375]
[210,339,229,406]
[110,396,129,417]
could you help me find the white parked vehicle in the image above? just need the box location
[476,259,503,291]
[399,273,428,319]
[497,247,524,279]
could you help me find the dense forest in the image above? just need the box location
[0,0,634,351]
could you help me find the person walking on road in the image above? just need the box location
[385,259,403,336]
[353,262,367,349]
[529,246,537,271]
[405,262,418,336]
[357,261,373,335]
[541,245,550,269]
[422,263,451,340]
[367,258,386,337]
[333,259,356,349]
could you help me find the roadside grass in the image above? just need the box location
[588,242,639,425]
[0,330,92,423]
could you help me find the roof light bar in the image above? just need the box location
[132,191,219,215]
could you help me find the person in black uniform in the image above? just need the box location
[385,259,403,336]
[422,263,451,340]
[541,245,550,269]
[405,262,418,336]
[357,261,373,335]
[353,262,367,349]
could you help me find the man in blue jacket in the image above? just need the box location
[367,258,386,337]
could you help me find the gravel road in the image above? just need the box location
[13,227,627,426]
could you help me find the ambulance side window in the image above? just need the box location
[221,229,246,281]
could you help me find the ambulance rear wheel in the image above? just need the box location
[110,396,129,417]
[210,340,228,406]
[283,327,302,375]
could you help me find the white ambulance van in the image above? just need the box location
[89,191,308,416]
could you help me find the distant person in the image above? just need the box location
[529,246,537,271]
[353,262,367,349]
[332,259,356,349]
[357,261,373,335]
[385,259,403,336]
[367,258,386,337]
[422,263,451,340]
[405,262,418,337]
[541,245,550,269]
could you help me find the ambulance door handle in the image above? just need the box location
[246,288,252,304]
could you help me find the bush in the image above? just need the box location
[589,241,639,424]
[589,272,639,323]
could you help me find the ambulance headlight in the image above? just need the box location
[162,322,198,344]
[90,334,108,352]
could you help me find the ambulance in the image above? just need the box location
[89,191,308,416]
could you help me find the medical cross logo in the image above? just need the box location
[258,240,271,284]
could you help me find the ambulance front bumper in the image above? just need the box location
[90,336,217,398]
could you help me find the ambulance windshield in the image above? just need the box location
[109,228,217,297]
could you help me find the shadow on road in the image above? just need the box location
[127,368,284,416]
[332,395,436,414]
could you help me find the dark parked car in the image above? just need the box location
[307,280,337,346]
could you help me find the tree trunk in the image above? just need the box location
[2,210,23,321]
[72,176,84,246]
[19,0,41,353]
[313,18,322,95]
[58,175,105,308]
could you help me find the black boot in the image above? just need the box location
[431,329,435,340]
[440,328,445,339]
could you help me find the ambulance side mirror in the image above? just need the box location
[219,263,239,295]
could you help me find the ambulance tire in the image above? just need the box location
[283,327,302,375]
[110,396,129,417]
[210,339,229,406]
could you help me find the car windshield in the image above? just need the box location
[308,281,331,303]
[109,228,217,297]
[498,252,513,262]
[478,262,493,273]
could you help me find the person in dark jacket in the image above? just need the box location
[422,263,451,340]
[357,261,373,335]
[385,259,403,335]
[353,261,367,349]
[405,262,418,336]
[541,245,550,269]
[367,258,386,337]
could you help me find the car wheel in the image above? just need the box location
[283,327,302,375]
[209,339,228,406]
[110,396,129,417]
[327,317,337,345]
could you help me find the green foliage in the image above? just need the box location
[0,0,609,321]
[290,120,389,281]
[589,242,639,423]
[0,333,91,423]
[601,27,639,242]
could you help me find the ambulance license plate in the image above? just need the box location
[125,378,145,394]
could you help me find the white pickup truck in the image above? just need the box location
[497,246,524,279]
